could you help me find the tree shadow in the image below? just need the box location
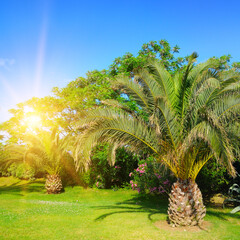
[206,208,240,221]
[0,180,44,196]
[92,193,240,223]
[92,194,169,222]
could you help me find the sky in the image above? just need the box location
[0,0,240,123]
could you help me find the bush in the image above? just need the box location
[196,161,232,198]
[129,157,173,195]
[7,163,35,180]
[82,144,139,189]
[7,163,18,177]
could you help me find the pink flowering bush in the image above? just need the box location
[129,158,173,195]
[82,144,139,189]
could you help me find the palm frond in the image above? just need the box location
[74,108,161,171]
[183,120,236,177]
[147,60,176,106]
[113,75,153,112]
[74,59,240,181]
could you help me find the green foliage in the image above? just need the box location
[129,157,173,195]
[7,163,35,180]
[0,39,188,144]
[109,40,186,76]
[6,163,17,176]
[53,70,115,111]
[196,161,231,196]
[1,130,76,185]
[74,55,240,182]
[1,39,240,192]
[23,130,73,177]
[82,145,139,188]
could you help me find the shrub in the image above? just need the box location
[7,163,18,177]
[196,161,232,197]
[82,144,139,188]
[129,157,173,195]
[7,163,35,180]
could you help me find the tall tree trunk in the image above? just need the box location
[45,174,63,194]
[168,179,206,227]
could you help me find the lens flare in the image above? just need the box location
[22,115,42,129]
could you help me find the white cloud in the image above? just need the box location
[0,58,15,70]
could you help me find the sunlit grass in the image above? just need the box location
[0,177,239,240]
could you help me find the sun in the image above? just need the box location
[22,115,42,129]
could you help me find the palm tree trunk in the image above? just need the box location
[167,179,206,227]
[45,174,63,194]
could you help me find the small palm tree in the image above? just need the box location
[25,130,72,194]
[3,130,71,194]
[74,54,240,226]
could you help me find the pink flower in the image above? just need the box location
[163,180,169,185]
[96,182,99,187]
[129,172,132,177]
[155,173,161,179]
[158,186,165,193]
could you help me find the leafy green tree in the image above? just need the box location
[74,54,240,226]
[109,40,186,76]
[1,39,239,194]
[0,40,195,143]
[0,97,66,144]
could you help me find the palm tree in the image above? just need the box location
[3,130,71,194]
[74,54,240,226]
[26,130,73,194]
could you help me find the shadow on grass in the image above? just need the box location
[206,208,240,221]
[93,194,168,222]
[93,193,240,223]
[0,180,44,196]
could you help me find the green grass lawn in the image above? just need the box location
[0,177,239,240]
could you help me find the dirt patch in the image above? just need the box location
[154,220,211,232]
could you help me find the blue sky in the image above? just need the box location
[0,0,240,123]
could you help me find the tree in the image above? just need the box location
[26,130,73,193]
[109,40,186,76]
[0,40,196,143]
[3,130,72,194]
[74,54,240,226]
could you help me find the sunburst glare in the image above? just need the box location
[21,114,42,130]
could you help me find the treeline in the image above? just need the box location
[0,40,239,197]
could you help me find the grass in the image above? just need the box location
[0,177,239,240]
